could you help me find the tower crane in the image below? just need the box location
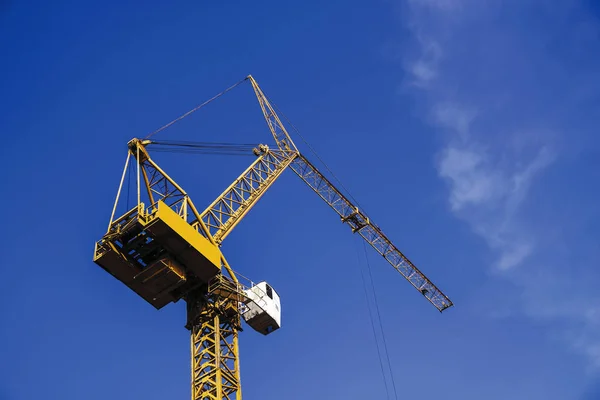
[92,75,453,400]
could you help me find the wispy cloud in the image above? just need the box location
[401,0,600,366]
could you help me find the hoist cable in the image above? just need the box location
[150,149,254,156]
[144,77,248,139]
[150,139,258,147]
[355,242,391,400]
[146,139,261,156]
[362,240,399,400]
[262,85,398,396]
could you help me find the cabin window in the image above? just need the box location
[266,284,273,299]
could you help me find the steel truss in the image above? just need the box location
[187,290,241,400]
[105,139,297,400]
[94,76,453,400]
[289,154,452,311]
[193,147,296,244]
[247,75,453,312]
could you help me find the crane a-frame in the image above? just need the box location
[92,75,453,400]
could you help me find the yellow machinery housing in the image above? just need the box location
[94,200,221,309]
[91,76,453,400]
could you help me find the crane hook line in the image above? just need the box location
[355,240,391,400]
[145,77,248,139]
[363,239,399,400]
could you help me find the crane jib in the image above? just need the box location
[288,154,453,312]
[247,75,453,313]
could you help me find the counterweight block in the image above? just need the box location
[93,201,222,309]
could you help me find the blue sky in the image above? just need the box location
[1,1,599,399]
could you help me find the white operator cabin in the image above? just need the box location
[242,281,281,335]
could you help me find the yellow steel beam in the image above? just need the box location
[195,146,297,245]
[103,139,246,400]
[246,78,454,312]
[188,293,241,400]
[248,75,298,153]
[129,139,244,400]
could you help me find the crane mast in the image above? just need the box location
[92,76,453,400]
[188,145,294,400]
[94,138,298,400]
[95,138,247,399]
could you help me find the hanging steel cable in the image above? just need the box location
[146,139,266,156]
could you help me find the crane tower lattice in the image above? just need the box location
[92,76,453,400]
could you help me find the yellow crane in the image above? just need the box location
[92,75,453,400]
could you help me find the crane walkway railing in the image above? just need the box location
[207,273,269,315]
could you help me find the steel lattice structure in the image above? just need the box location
[289,154,451,311]
[193,147,296,245]
[187,291,241,400]
[92,75,453,400]
[247,75,453,312]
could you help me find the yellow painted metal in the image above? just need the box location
[247,77,454,312]
[93,76,455,400]
[94,139,245,399]
[95,202,188,309]
[188,293,241,400]
[247,75,298,153]
[129,140,244,399]
[93,196,225,307]
[130,141,240,284]
[194,146,297,245]
[153,200,221,272]
[288,154,453,311]
[97,79,456,400]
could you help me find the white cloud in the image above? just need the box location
[435,130,551,271]
[407,37,442,88]
[400,0,600,368]
[438,145,499,211]
[495,241,531,271]
[432,102,475,139]
[411,60,437,86]
[403,1,559,271]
